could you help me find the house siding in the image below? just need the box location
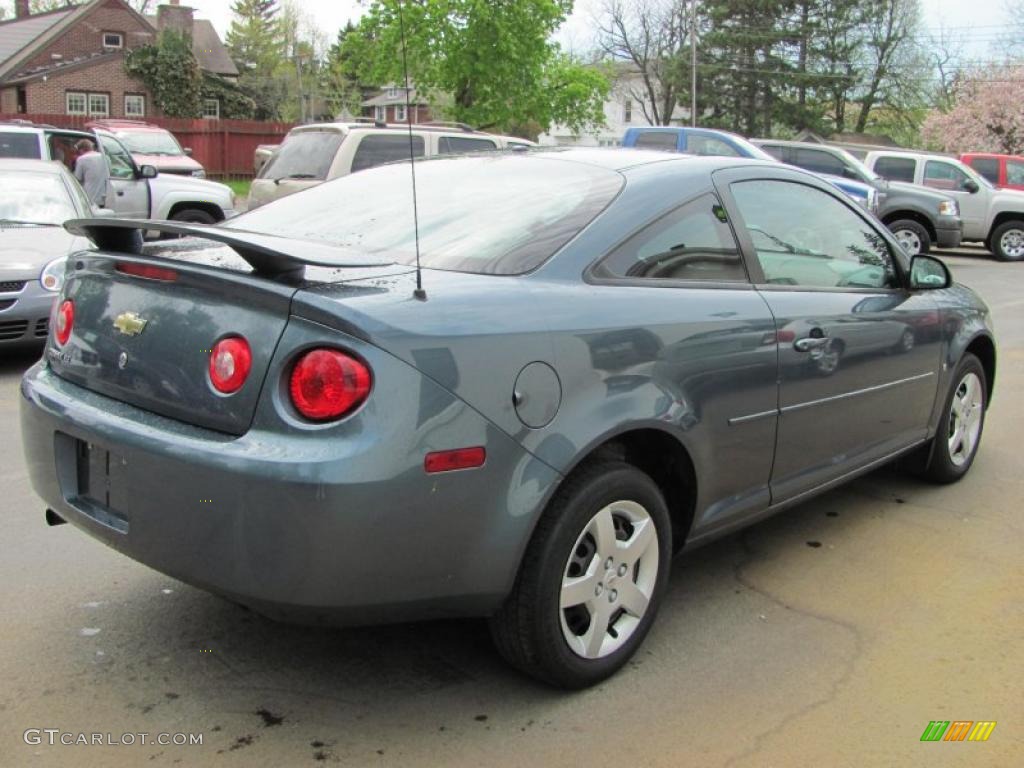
[0,87,17,113]
[19,1,155,74]
[22,55,156,118]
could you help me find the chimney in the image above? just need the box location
[157,2,194,37]
[15,0,30,19]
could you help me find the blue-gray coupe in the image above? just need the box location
[20,149,995,688]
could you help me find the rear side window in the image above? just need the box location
[438,136,497,154]
[259,131,345,180]
[596,193,746,282]
[794,148,845,176]
[759,144,786,161]
[923,160,972,192]
[0,132,41,158]
[350,134,425,173]
[633,131,679,150]
[967,157,999,184]
[873,156,916,183]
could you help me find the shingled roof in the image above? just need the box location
[0,6,80,81]
[145,16,239,77]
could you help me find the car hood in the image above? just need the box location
[0,225,86,277]
[886,181,953,202]
[147,172,232,198]
[131,153,203,172]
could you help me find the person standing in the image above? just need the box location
[73,139,109,208]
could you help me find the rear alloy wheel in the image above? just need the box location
[490,461,672,688]
[920,354,987,483]
[991,221,1024,261]
[888,219,931,256]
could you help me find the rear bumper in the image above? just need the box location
[0,284,53,346]
[20,357,560,625]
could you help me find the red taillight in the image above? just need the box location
[424,447,486,474]
[289,348,371,421]
[116,262,178,282]
[209,336,252,394]
[54,299,73,346]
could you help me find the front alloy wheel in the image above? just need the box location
[490,461,672,688]
[919,353,987,483]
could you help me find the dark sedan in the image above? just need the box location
[0,159,94,347]
[20,149,994,688]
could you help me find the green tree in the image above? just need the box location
[226,0,285,119]
[343,0,608,135]
[124,29,202,117]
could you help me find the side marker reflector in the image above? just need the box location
[424,447,486,474]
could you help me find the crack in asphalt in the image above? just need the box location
[721,529,865,768]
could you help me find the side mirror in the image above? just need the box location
[184,147,193,156]
[909,254,951,290]
[963,179,980,194]
[139,164,158,179]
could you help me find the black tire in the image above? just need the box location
[990,220,1024,262]
[920,354,987,484]
[887,219,931,256]
[170,208,217,225]
[489,461,673,689]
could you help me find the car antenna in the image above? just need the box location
[397,0,426,301]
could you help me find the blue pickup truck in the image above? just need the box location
[621,126,879,214]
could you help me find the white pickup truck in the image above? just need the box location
[864,150,1024,261]
[0,122,235,224]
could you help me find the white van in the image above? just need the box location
[247,122,535,210]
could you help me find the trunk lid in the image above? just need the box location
[49,251,296,435]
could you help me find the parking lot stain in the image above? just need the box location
[806,541,823,548]
[474,714,488,722]
[826,511,839,517]
[164,692,179,700]
[256,707,284,727]
[229,735,254,751]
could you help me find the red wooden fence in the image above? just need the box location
[0,113,294,179]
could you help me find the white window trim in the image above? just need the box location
[395,104,407,123]
[87,93,109,117]
[202,98,220,120]
[102,32,124,49]
[374,105,385,122]
[386,87,399,99]
[124,94,145,117]
[66,91,87,116]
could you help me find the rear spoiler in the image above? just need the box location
[65,218,393,279]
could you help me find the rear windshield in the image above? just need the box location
[258,130,345,181]
[229,154,623,275]
[0,132,41,159]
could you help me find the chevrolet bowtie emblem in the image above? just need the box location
[113,312,147,337]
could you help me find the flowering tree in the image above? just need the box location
[922,64,1024,154]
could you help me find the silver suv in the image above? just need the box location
[0,122,235,224]
[248,121,535,210]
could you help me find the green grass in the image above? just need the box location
[224,179,251,200]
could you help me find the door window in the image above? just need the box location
[793,148,846,176]
[686,135,741,157]
[872,156,916,183]
[1006,160,1024,186]
[758,144,786,161]
[923,160,973,192]
[597,194,746,281]
[100,136,136,179]
[731,180,896,289]
[966,157,999,184]
[350,134,425,173]
[438,136,498,154]
[633,131,679,150]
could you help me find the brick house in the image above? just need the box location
[0,0,237,121]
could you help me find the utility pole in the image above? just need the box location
[690,0,697,127]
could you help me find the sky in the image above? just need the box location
[177,0,1016,61]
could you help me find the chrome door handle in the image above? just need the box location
[794,337,829,352]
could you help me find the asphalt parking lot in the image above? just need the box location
[1,246,1020,767]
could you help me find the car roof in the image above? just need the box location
[521,147,779,175]
[0,123,92,138]
[0,158,67,174]
[962,151,1024,160]
[288,121,534,142]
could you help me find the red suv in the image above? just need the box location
[86,119,206,178]
[960,152,1024,191]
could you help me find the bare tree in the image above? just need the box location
[924,22,966,110]
[594,0,691,126]
[854,0,920,133]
